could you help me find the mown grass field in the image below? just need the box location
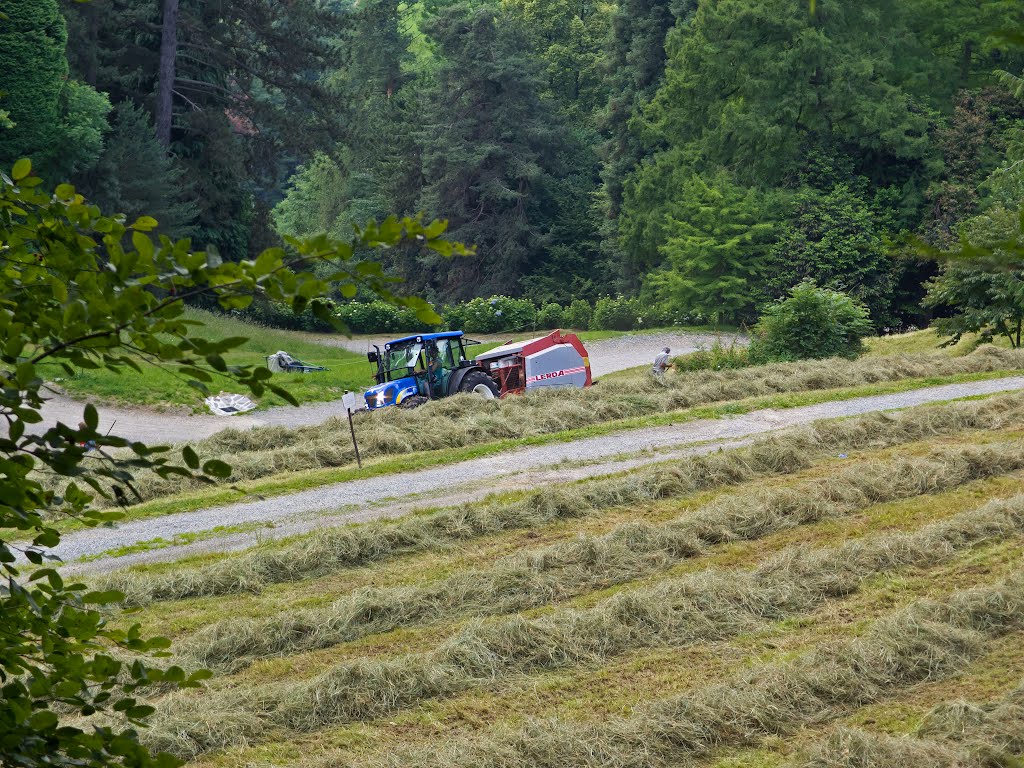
[43,308,376,410]
[83,389,1024,768]
[71,344,1024,516]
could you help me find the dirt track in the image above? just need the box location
[54,375,1024,571]
[32,331,743,444]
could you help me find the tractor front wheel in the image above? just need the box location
[398,395,429,409]
[459,370,500,399]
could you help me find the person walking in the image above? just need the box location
[652,347,674,377]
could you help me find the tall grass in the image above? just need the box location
[341,574,1024,768]
[121,346,1024,502]
[144,493,1024,758]
[176,439,1024,672]
[795,683,1024,767]
[104,391,1024,606]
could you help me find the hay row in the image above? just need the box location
[125,346,1024,502]
[143,492,1024,758]
[343,573,1024,768]
[178,439,1024,672]
[794,683,1024,767]
[106,391,1024,606]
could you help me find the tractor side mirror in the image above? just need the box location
[367,351,379,364]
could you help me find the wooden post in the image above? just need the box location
[343,391,361,468]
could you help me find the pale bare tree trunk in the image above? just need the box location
[155,0,179,148]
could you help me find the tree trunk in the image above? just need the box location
[156,0,179,148]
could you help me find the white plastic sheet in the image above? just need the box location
[204,392,257,416]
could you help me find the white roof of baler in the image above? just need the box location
[474,336,546,362]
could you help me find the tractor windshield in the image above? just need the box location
[383,342,423,379]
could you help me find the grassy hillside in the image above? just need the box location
[90,390,1024,768]
[44,308,375,411]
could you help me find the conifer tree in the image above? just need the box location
[415,3,571,298]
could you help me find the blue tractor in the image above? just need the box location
[364,331,500,410]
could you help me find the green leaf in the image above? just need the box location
[132,215,159,231]
[182,446,200,469]
[28,710,59,730]
[12,158,30,181]
[82,589,125,604]
[83,403,98,430]
[202,459,232,478]
[132,230,154,260]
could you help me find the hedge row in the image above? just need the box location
[243,295,709,335]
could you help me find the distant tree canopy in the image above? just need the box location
[1,0,1022,324]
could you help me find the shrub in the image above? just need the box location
[674,340,750,372]
[537,303,565,329]
[334,300,431,334]
[749,282,872,363]
[450,296,537,333]
[564,298,592,330]
[592,295,639,330]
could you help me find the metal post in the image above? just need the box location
[343,391,362,469]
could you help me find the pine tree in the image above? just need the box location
[643,174,776,324]
[415,3,571,298]
[0,0,67,166]
[77,102,196,236]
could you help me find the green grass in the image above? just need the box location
[44,366,1022,534]
[43,308,376,411]
[78,521,276,562]
[863,328,1017,357]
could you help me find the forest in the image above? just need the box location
[2,0,1024,330]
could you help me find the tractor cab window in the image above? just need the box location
[433,338,460,369]
[383,342,422,380]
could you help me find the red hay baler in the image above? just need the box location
[474,330,592,396]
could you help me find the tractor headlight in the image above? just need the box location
[375,392,385,407]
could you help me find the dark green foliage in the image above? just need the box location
[0,0,68,166]
[61,0,345,262]
[565,298,593,330]
[444,296,539,334]
[537,302,566,328]
[0,0,110,180]
[78,102,196,236]
[764,183,894,323]
[924,206,1024,347]
[674,339,750,372]
[636,174,777,325]
[749,282,873,363]
[336,301,434,334]
[642,0,935,188]
[414,3,574,298]
[592,295,640,330]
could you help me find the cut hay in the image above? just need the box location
[144,492,1024,758]
[104,391,1024,606]
[347,575,1024,768]
[177,438,1024,672]
[116,346,1024,504]
[795,683,1024,767]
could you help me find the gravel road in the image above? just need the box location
[31,331,744,444]
[52,375,1024,571]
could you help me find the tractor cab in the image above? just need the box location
[364,332,480,409]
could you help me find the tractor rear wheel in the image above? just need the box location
[398,395,428,409]
[459,370,500,399]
